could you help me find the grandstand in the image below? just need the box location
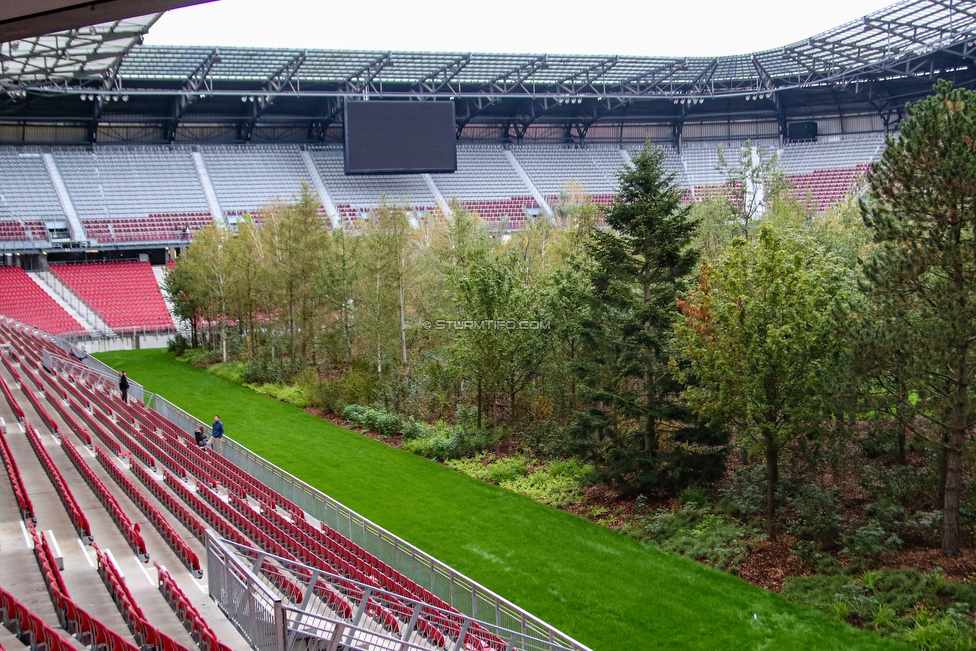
[48,262,174,333]
[0,318,589,651]
[0,136,886,252]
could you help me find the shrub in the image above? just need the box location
[446,454,529,484]
[842,520,903,559]
[208,360,247,384]
[167,333,189,356]
[626,506,753,570]
[678,486,708,509]
[717,463,765,517]
[357,406,403,438]
[499,459,591,507]
[786,484,843,549]
[342,404,367,425]
[403,422,492,461]
[400,417,431,440]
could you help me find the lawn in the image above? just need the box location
[97,349,910,651]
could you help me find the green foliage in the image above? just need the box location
[498,459,592,507]
[569,143,710,494]
[402,421,492,460]
[859,80,976,556]
[446,454,530,484]
[842,521,903,559]
[241,357,306,385]
[167,333,189,356]
[622,505,755,571]
[786,484,844,549]
[785,569,976,650]
[678,486,709,508]
[675,220,853,536]
[208,360,247,384]
[717,463,766,517]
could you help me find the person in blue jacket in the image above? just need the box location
[210,415,224,452]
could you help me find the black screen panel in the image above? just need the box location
[344,100,457,174]
[788,121,818,142]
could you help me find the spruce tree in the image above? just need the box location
[861,79,976,557]
[570,144,704,492]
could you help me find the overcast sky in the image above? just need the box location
[145,0,896,57]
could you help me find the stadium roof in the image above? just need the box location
[0,14,161,88]
[0,1,213,43]
[2,0,976,144]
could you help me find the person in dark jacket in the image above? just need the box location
[118,371,129,403]
[194,426,207,448]
[210,415,224,452]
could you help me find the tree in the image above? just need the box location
[261,186,329,363]
[675,222,851,538]
[569,143,701,492]
[717,141,790,240]
[860,80,976,557]
[163,255,203,348]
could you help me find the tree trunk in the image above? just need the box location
[939,429,949,510]
[897,424,907,466]
[477,379,482,429]
[398,273,407,365]
[765,432,778,541]
[644,358,656,455]
[943,354,969,557]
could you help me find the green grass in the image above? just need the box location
[98,349,910,651]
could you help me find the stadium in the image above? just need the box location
[1,1,975,651]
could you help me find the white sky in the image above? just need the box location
[146,0,896,57]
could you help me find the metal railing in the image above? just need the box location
[219,441,590,651]
[43,348,146,405]
[207,534,283,651]
[207,533,579,651]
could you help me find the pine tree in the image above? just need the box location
[861,80,976,557]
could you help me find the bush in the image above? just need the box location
[342,404,367,424]
[209,360,246,384]
[403,422,492,461]
[678,486,708,509]
[786,484,843,549]
[247,382,308,407]
[498,459,592,507]
[400,416,431,440]
[167,333,189,356]
[446,454,529,484]
[717,463,766,517]
[241,357,305,385]
[842,520,903,559]
[623,506,754,571]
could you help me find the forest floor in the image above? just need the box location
[316,407,976,592]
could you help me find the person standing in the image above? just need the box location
[210,415,224,452]
[118,371,129,404]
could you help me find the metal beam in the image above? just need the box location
[414,54,471,93]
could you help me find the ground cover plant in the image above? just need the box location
[97,348,909,651]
